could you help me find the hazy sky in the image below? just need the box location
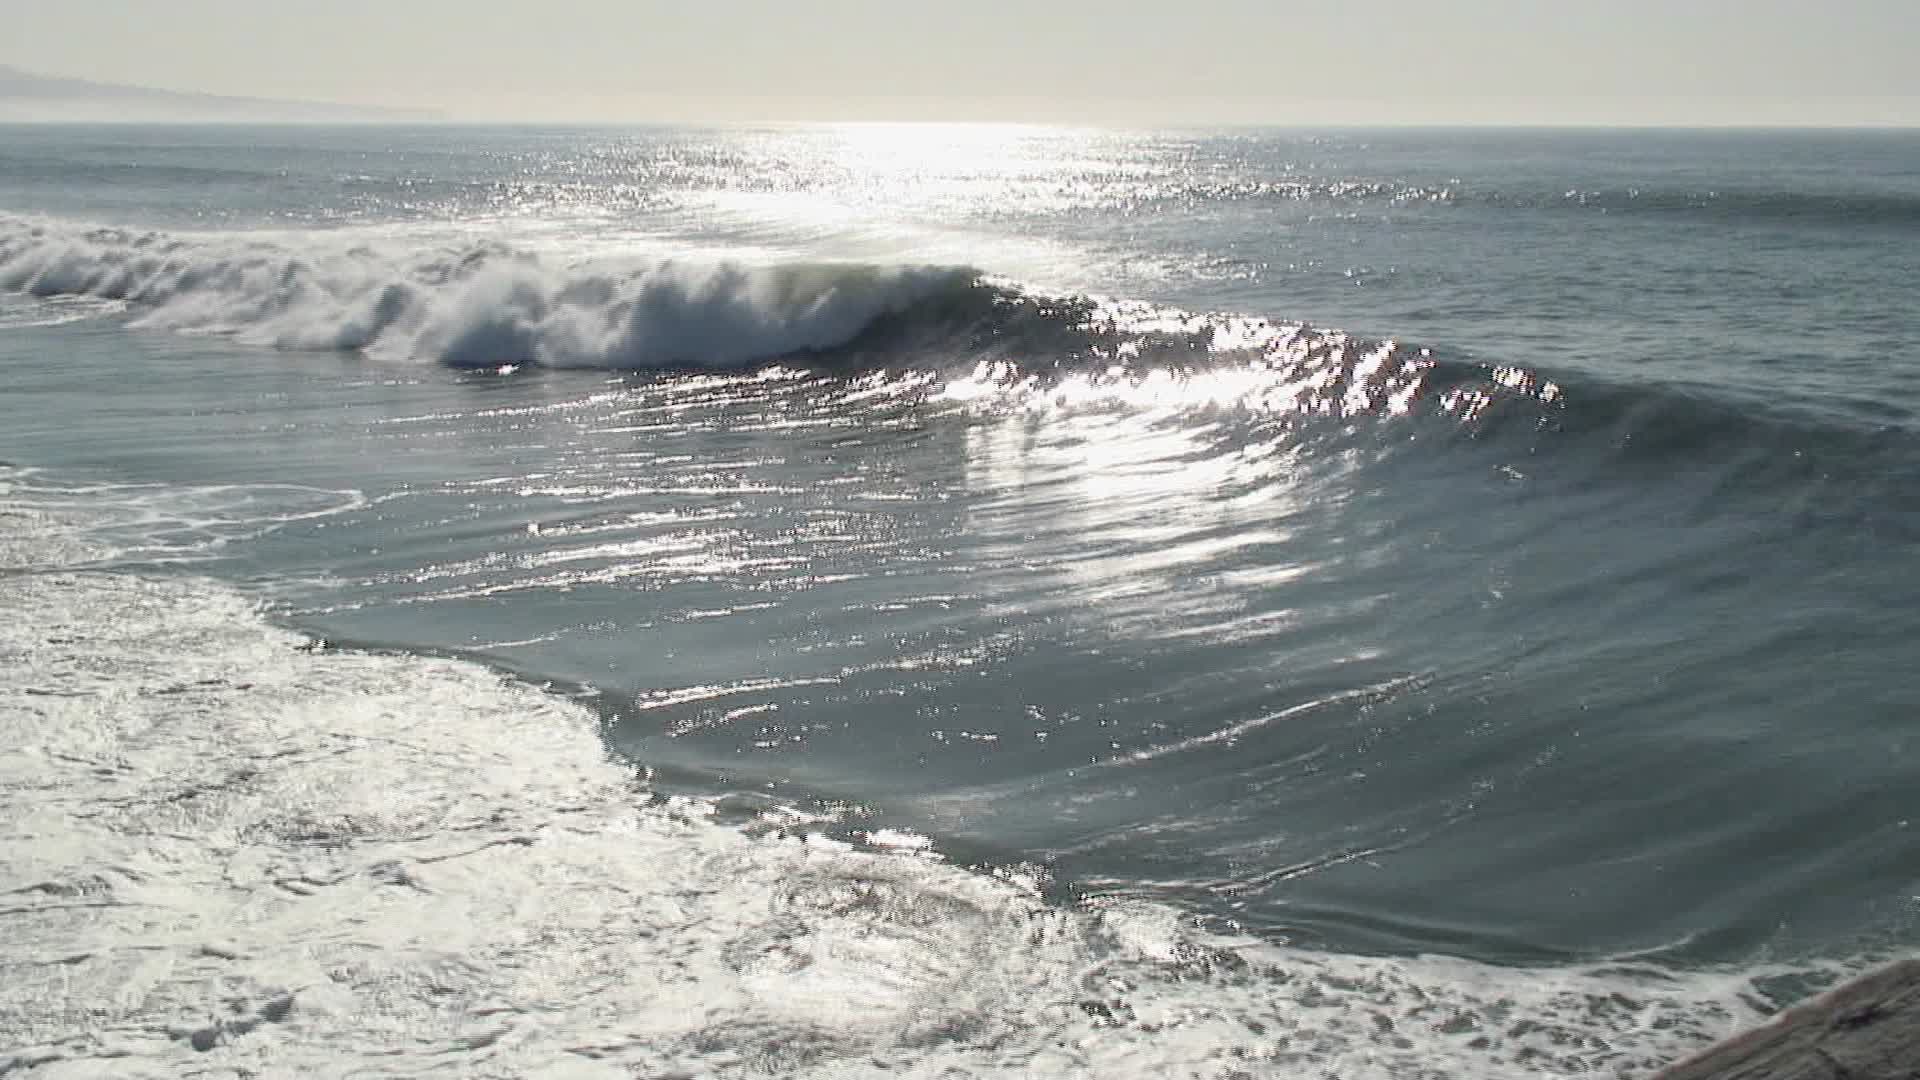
[3,0,1917,126]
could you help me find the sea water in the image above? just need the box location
[2,124,1917,1076]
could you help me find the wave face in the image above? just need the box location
[0,467,1861,1078]
[1167,179,1920,227]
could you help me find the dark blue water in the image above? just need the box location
[2,124,1917,1076]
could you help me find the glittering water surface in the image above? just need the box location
[2,125,1918,1076]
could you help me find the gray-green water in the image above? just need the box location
[2,125,1917,1077]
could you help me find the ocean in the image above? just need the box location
[1,123,1916,1077]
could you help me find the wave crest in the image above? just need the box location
[0,215,1585,435]
[0,216,985,370]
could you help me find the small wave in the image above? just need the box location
[1463,185,1920,228]
[1068,177,1920,230]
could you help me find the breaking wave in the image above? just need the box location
[0,214,1577,446]
[6,213,1913,468]
[0,215,988,370]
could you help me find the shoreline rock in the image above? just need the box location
[1654,959,1920,1080]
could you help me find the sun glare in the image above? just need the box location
[817,122,1062,180]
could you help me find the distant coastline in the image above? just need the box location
[0,64,438,124]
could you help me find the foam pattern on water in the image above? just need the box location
[0,467,364,570]
[0,474,1872,1078]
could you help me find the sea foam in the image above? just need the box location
[0,215,980,370]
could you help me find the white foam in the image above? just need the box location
[0,214,978,370]
[0,467,364,570]
[0,293,122,329]
[0,477,1861,1077]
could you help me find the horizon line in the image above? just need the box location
[1,116,1918,132]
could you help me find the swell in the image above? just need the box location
[0,153,286,187]
[1146,179,1920,229]
[1473,185,1920,228]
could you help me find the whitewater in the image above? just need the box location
[3,123,1918,1077]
